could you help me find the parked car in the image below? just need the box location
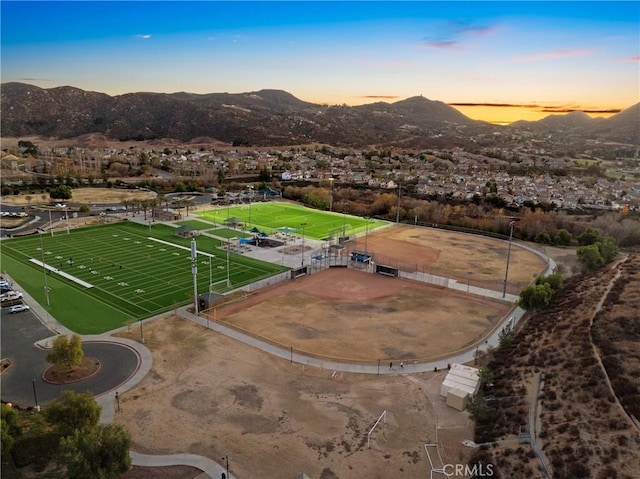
[1,291,23,302]
[0,285,12,294]
[9,304,30,313]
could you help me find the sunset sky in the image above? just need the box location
[1,1,638,124]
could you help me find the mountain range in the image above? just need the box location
[1,82,638,147]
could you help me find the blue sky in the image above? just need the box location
[1,1,638,123]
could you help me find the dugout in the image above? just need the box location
[375,264,399,277]
[350,251,371,263]
[198,291,226,310]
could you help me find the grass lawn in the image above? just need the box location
[197,202,388,240]
[1,222,288,334]
[176,219,218,230]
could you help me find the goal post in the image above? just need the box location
[209,278,231,293]
[367,410,387,448]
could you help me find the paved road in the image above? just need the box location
[1,307,140,407]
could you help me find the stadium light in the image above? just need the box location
[502,220,516,298]
[328,177,334,212]
[38,229,50,306]
[247,185,254,227]
[300,222,307,266]
[191,237,199,314]
[364,217,370,254]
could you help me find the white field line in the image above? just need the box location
[147,237,216,258]
[29,258,94,288]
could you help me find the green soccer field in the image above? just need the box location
[0,222,288,334]
[197,202,388,240]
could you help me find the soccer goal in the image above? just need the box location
[209,278,231,293]
[367,410,387,448]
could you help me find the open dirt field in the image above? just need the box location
[211,268,511,362]
[354,225,547,293]
[115,315,474,479]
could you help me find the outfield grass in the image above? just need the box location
[1,222,288,334]
[197,202,388,240]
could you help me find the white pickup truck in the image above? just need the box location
[1,291,23,302]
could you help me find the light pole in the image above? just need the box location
[221,455,229,479]
[328,177,334,212]
[32,379,39,410]
[300,222,307,267]
[396,182,402,223]
[364,217,370,254]
[247,185,254,227]
[191,237,199,314]
[502,220,516,298]
[38,229,50,306]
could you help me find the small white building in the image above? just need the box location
[440,364,480,411]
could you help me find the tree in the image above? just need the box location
[535,229,552,244]
[577,244,605,272]
[467,391,490,422]
[518,283,553,310]
[44,391,100,438]
[578,227,603,246]
[46,334,84,371]
[535,273,564,293]
[554,228,572,246]
[50,185,73,200]
[597,236,618,262]
[478,367,494,389]
[59,424,132,479]
[1,404,20,455]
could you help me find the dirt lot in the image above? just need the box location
[115,315,474,479]
[0,187,154,206]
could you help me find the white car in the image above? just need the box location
[9,304,30,313]
[1,291,23,302]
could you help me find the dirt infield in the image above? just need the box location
[352,225,547,293]
[210,268,512,362]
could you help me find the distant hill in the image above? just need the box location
[1,82,637,146]
[508,104,640,144]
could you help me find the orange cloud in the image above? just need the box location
[449,102,621,114]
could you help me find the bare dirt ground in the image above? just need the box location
[0,187,154,206]
[115,315,473,479]
[211,268,511,362]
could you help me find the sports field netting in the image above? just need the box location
[197,202,388,240]
[1,222,288,334]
